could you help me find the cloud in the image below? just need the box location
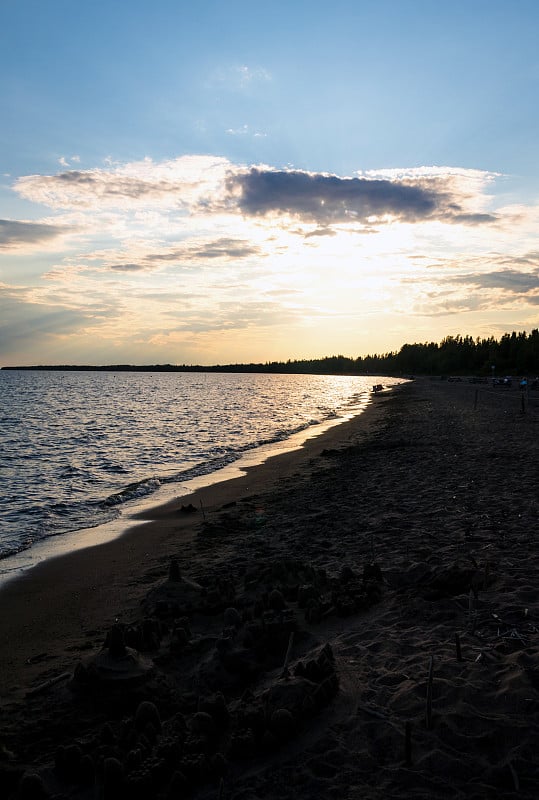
[102,263,148,273]
[0,219,72,250]
[13,157,500,236]
[227,168,498,226]
[303,227,337,238]
[449,268,539,293]
[58,155,80,168]
[0,293,92,356]
[159,298,300,334]
[226,124,267,138]
[207,64,271,91]
[185,237,261,261]
[93,237,263,273]
[15,156,231,210]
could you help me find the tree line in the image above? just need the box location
[3,329,538,377]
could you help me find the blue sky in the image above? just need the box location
[1,0,539,365]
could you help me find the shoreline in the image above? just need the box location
[2,377,538,800]
[0,376,389,587]
[0,386,390,696]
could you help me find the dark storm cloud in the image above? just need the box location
[227,169,498,226]
[0,219,70,248]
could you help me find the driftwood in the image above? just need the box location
[281,631,295,679]
[26,672,71,698]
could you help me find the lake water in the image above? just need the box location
[0,370,403,577]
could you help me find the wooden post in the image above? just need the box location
[455,632,463,662]
[425,655,434,729]
[281,631,294,679]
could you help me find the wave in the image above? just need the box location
[0,373,391,565]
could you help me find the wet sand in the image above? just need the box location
[1,378,538,799]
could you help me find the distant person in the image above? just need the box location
[520,376,528,390]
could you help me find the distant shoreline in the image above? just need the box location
[0,363,392,375]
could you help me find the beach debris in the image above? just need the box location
[179,503,198,514]
[25,671,71,698]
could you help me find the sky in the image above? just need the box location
[1,0,539,366]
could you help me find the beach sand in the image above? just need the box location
[1,378,538,799]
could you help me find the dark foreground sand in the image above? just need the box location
[1,378,538,799]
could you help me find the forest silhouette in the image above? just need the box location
[3,329,539,377]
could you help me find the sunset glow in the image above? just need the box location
[2,2,539,365]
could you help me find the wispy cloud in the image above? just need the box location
[446,267,539,294]
[226,124,267,138]
[0,291,99,357]
[15,156,231,210]
[56,237,265,275]
[58,155,81,168]
[0,219,74,251]
[207,64,272,91]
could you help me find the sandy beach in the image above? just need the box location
[1,377,538,799]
